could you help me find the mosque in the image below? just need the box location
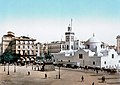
[52,22,120,69]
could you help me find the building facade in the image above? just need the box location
[46,41,65,53]
[7,36,36,62]
[36,42,42,57]
[116,35,120,54]
[52,23,120,69]
[46,23,79,57]
[1,31,15,54]
[53,35,120,69]
[1,31,37,62]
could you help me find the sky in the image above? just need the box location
[0,0,120,45]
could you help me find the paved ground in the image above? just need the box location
[0,65,120,85]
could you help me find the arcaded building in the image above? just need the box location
[1,31,37,62]
[7,36,36,62]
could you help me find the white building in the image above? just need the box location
[60,23,79,56]
[52,25,120,69]
[83,35,120,69]
[46,20,79,55]
[36,42,42,57]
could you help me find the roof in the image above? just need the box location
[3,34,15,37]
[83,49,95,56]
[116,35,120,39]
[86,35,101,43]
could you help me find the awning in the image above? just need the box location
[31,58,34,61]
[17,59,21,62]
[26,58,30,61]
[22,58,26,61]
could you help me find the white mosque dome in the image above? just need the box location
[87,34,101,43]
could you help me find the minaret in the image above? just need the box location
[65,19,75,50]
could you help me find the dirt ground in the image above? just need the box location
[0,65,120,85]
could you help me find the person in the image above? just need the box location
[96,70,98,74]
[45,73,47,79]
[81,75,84,82]
[102,76,105,83]
[28,71,30,75]
[92,82,94,85]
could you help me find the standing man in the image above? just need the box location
[81,75,84,82]
[92,82,94,85]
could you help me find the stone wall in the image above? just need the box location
[44,64,55,71]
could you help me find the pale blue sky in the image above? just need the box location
[1,0,120,19]
[0,0,120,44]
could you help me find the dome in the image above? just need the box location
[87,34,101,43]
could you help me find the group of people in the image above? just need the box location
[27,71,105,85]
[81,75,105,85]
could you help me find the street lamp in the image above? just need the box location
[26,62,27,68]
[58,64,61,79]
[32,63,33,70]
[7,62,9,75]
[4,62,6,71]
[14,62,16,73]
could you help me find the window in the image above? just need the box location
[101,45,103,48]
[119,60,120,63]
[87,45,90,49]
[32,41,34,44]
[68,60,70,62]
[28,51,30,55]
[71,45,73,49]
[93,61,95,65]
[28,41,30,44]
[18,50,20,54]
[71,36,74,41]
[36,47,38,49]
[62,45,64,49]
[67,45,69,50]
[32,50,34,55]
[23,50,25,55]
[76,42,78,45]
[66,36,70,42]
[23,41,25,44]
[79,54,83,59]
[18,46,20,49]
[18,41,20,44]
[23,46,25,49]
[104,61,106,64]
[32,45,34,48]
[112,54,114,59]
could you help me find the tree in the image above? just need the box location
[0,52,20,63]
[44,51,54,61]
